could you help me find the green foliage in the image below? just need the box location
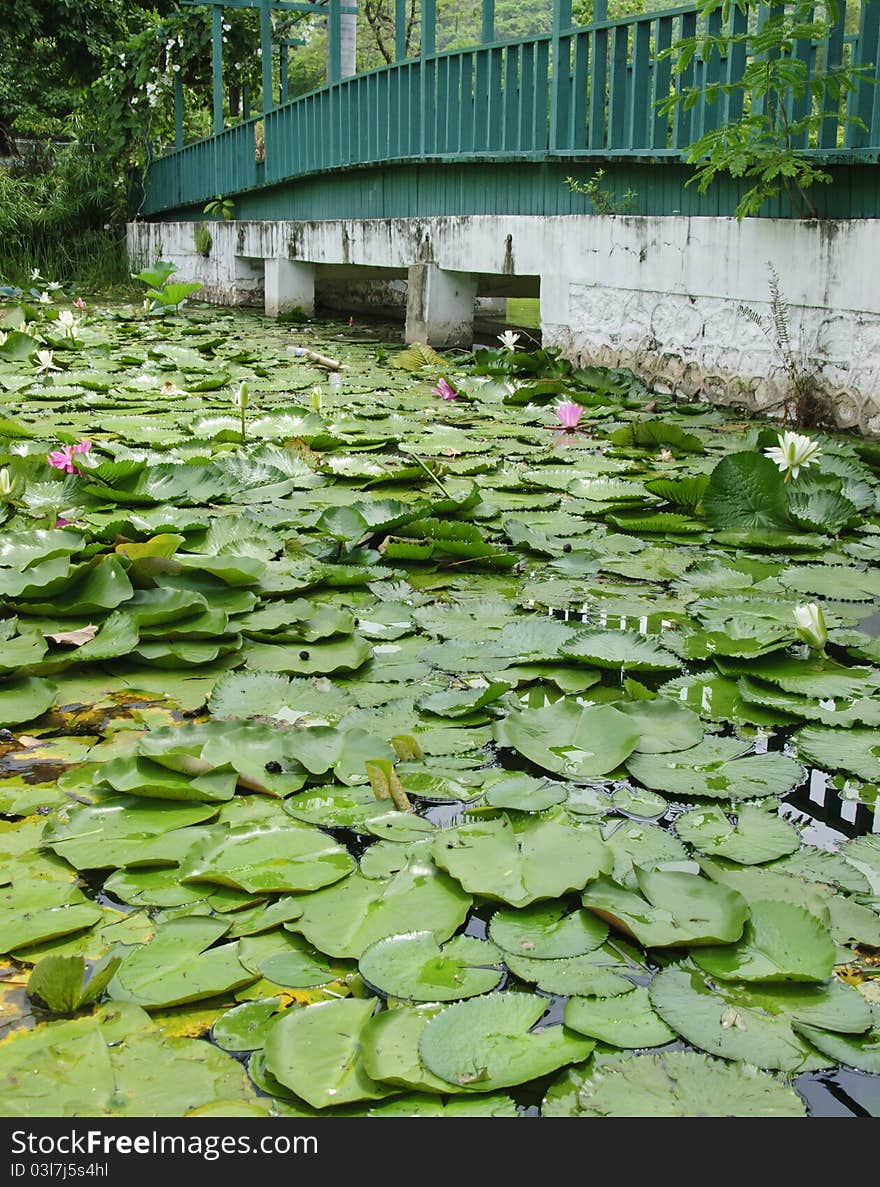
[566,168,638,214]
[203,195,235,221]
[660,0,870,219]
[192,223,213,257]
[131,259,201,315]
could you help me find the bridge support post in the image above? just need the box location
[265,258,315,317]
[405,264,476,347]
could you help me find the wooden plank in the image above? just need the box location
[608,24,629,149]
[212,4,224,134]
[672,10,696,150]
[588,26,608,148]
[487,47,504,150]
[819,0,846,148]
[550,0,573,150]
[652,16,673,149]
[846,0,880,147]
[504,45,520,150]
[572,31,589,149]
[629,18,651,148]
[724,3,749,125]
[519,43,535,149]
[474,49,490,150]
[700,7,723,135]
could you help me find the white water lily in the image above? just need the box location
[37,291,53,305]
[231,381,249,410]
[793,602,827,652]
[30,267,41,281]
[0,331,7,347]
[56,310,78,338]
[497,330,521,351]
[0,467,16,499]
[763,430,822,482]
[34,349,59,372]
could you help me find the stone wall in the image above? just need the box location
[128,214,880,434]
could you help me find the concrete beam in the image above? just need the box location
[405,263,476,347]
[264,258,315,317]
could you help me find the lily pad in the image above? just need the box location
[489,903,609,960]
[626,737,804,800]
[285,856,471,959]
[359,932,503,1001]
[563,986,676,1048]
[109,917,258,1009]
[582,868,749,948]
[649,964,871,1072]
[177,821,355,894]
[692,900,836,982]
[431,814,612,907]
[543,1050,806,1116]
[419,992,594,1091]
[673,804,802,865]
[264,997,398,1109]
[494,701,639,779]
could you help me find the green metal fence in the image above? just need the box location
[143,0,880,216]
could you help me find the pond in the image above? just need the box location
[0,291,878,1118]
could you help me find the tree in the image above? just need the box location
[660,0,872,218]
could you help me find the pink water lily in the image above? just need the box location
[554,401,583,431]
[432,377,457,401]
[73,297,86,310]
[47,440,91,474]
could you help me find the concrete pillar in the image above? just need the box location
[264,258,315,317]
[405,263,477,347]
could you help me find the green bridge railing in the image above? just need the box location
[142,0,880,216]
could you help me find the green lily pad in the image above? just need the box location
[561,630,681,671]
[431,814,612,907]
[693,900,836,982]
[0,676,58,726]
[264,997,398,1109]
[794,725,880,783]
[673,804,802,865]
[626,737,803,800]
[44,797,218,870]
[109,917,258,1009]
[0,1002,252,1116]
[563,986,677,1048]
[613,698,703,753]
[359,931,503,1001]
[285,857,471,959]
[177,821,355,894]
[0,882,101,955]
[543,1050,806,1117]
[793,1021,880,1073]
[484,774,568,812]
[582,867,749,947]
[212,999,286,1051]
[419,992,594,1091]
[494,701,639,779]
[359,1004,455,1092]
[489,902,609,960]
[503,946,639,996]
[649,964,871,1072]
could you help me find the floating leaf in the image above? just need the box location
[494,701,639,779]
[543,1051,806,1117]
[419,992,593,1091]
[649,964,871,1072]
[692,900,836,982]
[264,997,397,1109]
[563,986,676,1048]
[431,814,612,907]
[673,804,801,865]
[582,868,749,948]
[359,932,503,1002]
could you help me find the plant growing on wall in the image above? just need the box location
[660,0,872,219]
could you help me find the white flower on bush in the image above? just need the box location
[793,602,827,652]
[763,431,821,482]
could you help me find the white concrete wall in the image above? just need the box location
[128,215,880,433]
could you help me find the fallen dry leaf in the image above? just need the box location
[44,624,99,647]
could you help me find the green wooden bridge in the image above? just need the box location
[142,0,880,221]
